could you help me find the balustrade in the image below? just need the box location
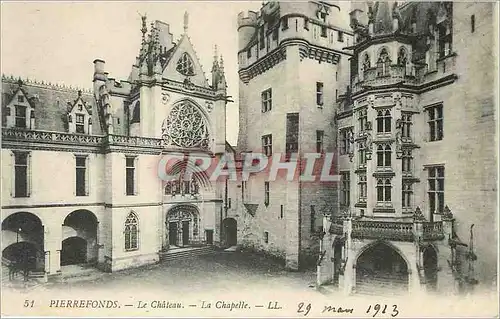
[351,220,414,241]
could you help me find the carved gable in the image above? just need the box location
[162,35,209,87]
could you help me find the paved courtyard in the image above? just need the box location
[57,251,317,295]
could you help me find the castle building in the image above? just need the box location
[316,1,497,295]
[1,12,231,279]
[229,1,353,270]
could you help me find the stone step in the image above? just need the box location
[159,246,216,262]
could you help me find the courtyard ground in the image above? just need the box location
[2,251,497,318]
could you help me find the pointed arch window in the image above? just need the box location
[124,212,139,251]
[362,53,371,79]
[176,53,195,76]
[131,101,140,124]
[376,48,391,76]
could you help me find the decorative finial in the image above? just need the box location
[214,45,218,61]
[78,90,82,97]
[139,12,147,42]
[183,11,189,34]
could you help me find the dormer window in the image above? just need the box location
[15,105,27,128]
[75,114,85,133]
[176,53,195,76]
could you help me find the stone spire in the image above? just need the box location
[373,1,394,35]
[141,13,147,43]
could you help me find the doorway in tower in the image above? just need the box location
[423,245,438,291]
[2,212,45,277]
[61,210,98,267]
[165,205,199,249]
[221,218,237,248]
[355,241,409,295]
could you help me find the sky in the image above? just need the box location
[1,1,263,145]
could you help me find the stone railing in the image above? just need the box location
[422,221,445,241]
[351,220,414,242]
[330,220,344,235]
[2,128,104,146]
[106,134,163,148]
[353,65,418,93]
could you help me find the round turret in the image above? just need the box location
[237,11,258,51]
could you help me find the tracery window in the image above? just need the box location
[376,48,391,76]
[162,101,210,150]
[377,144,392,168]
[176,53,195,76]
[124,212,139,251]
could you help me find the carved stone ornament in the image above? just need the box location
[442,205,454,220]
[162,92,170,105]
[413,206,426,221]
[205,101,213,113]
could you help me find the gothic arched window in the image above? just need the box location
[131,101,140,124]
[376,48,391,76]
[162,100,210,150]
[124,211,139,250]
[397,47,408,66]
[362,53,371,73]
[176,53,195,76]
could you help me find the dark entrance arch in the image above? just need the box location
[61,210,98,265]
[332,239,344,287]
[166,205,199,249]
[61,237,87,266]
[222,218,237,247]
[355,241,409,295]
[423,246,438,291]
[2,212,44,272]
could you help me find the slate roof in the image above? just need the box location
[1,77,94,132]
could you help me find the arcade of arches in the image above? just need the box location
[2,209,99,279]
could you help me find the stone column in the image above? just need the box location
[342,217,353,295]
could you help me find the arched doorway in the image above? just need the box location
[332,238,344,287]
[61,237,87,266]
[166,205,199,249]
[222,218,237,247]
[355,241,409,295]
[1,212,44,272]
[423,245,438,291]
[61,210,98,265]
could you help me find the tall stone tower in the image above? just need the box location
[233,1,353,269]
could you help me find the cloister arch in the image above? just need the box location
[61,209,98,265]
[354,241,409,295]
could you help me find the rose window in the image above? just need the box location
[162,101,210,149]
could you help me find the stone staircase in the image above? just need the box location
[159,245,217,262]
[354,274,409,296]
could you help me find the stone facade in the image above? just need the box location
[233,1,353,269]
[1,13,229,279]
[318,1,497,296]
